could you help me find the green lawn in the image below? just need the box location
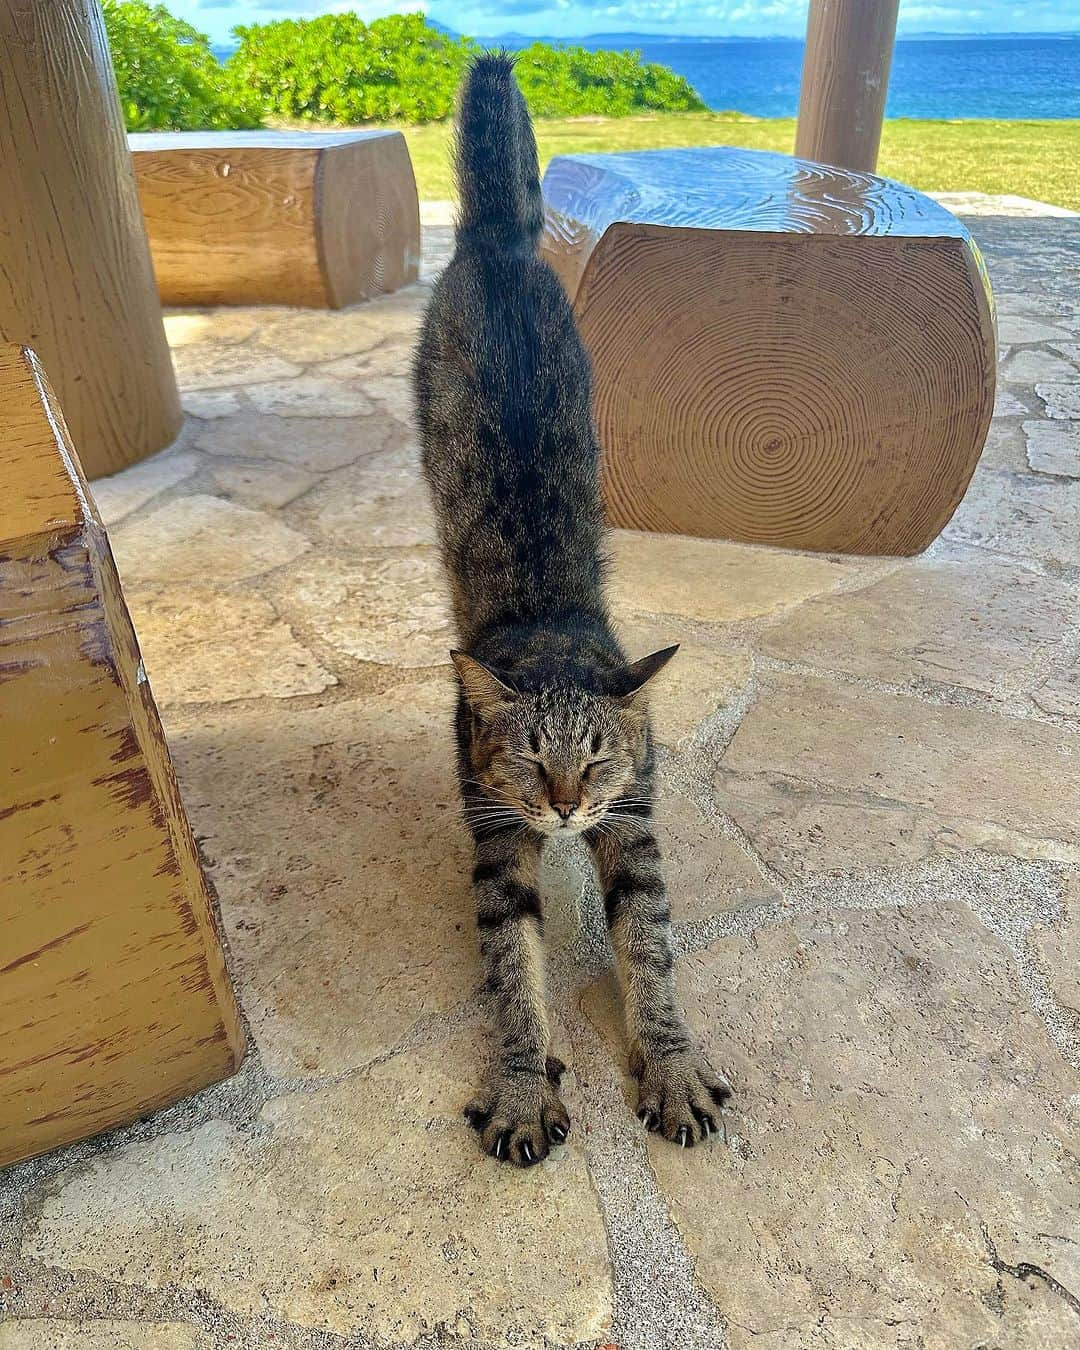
[390,113,1080,212]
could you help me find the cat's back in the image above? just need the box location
[416,240,592,451]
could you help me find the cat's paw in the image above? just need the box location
[632,1045,731,1147]
[464,1058,571,1167]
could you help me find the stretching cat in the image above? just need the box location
[414,53,729,1167]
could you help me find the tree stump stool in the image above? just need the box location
[541,147,996,556]
[130,130,421,308]
[0,345,244,1168]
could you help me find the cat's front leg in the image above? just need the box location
[463,829,571,1166]
[587,817,731,1147]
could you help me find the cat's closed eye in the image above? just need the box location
[581,758,611,782]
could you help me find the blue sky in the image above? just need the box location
[181,1,1080,46]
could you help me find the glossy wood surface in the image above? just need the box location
[131,130,421,308]
[0,345,244,1169]
[0,0,182,479]
[541,146,996,556]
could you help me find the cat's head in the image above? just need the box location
[451,646,677,837]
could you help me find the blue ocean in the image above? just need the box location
[603,34,1080,120]
[211,33,1080,120]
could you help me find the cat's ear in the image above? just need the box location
[612,645,679,704]
[451,650,518,719]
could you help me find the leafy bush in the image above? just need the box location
[226,12,704,125]
[103,0,260,130]
[227,12,471,124]
[104,5,704,131]
[513,43,705,117]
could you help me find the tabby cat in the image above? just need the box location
[413,54,729,1167]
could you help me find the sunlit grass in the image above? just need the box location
[385,113,1079,211]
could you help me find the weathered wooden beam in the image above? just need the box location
[0,0,181,480]
[0,344,244,1169]
[796,0,901,173]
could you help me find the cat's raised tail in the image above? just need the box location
[454,52,544,253]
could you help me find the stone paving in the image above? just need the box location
[1,201,1078,1350]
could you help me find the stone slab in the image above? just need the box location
[245,376,374,418]
[946,468,1080,567]
[1031,668,1080,720]
[280,550,452,669]
[193,411,398,472]
[1001,348,1077,383]
[586,904,1079,1349]
[715,675,1080,878]
[996,315,1075,344]
[655,789,779,924]
[298,444,437,548]
[994,388,1032,417]
[110,494,311,585]
[181,389,243,419]
[976,417,1027,474]
[608,531,863,624]
[26,1034,612,1346]
[126,586,335,706]
[164,311,260,347]
[1037,381,1080,420]
[171,344,300,390]
[757,554,1077,698]
[89,450,200,526]
[209,460,317,510]
[1024,420,1080,477]
[254,299,423,363]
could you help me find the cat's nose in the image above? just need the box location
[552,802,578,822]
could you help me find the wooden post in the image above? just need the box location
[0,0,182,479]
[0,344,244,1168]
[796,0,900,173]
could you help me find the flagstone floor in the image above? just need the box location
[0,200,1077,1350]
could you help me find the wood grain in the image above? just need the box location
[0,0,182,480]
[315,132,422,307]
[0,345,244,1169]
[131,130,421,307]
[796,0,900,173]
[541,147,997,557]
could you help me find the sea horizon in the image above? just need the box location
[210,31,1080,120]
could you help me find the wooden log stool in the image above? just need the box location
[541,147,996,556]
[0,345,244,1168]
[130,130,421,308]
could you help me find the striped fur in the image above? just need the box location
[414,55,729,1167]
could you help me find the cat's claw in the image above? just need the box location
[632,1046,731,1148]
[466,1070,571,1167]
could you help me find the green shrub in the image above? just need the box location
[226,12,472,124]
[103,0,260,130]
[226,12,704,125]
[513,43,705,117]
[104,5,704,131]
